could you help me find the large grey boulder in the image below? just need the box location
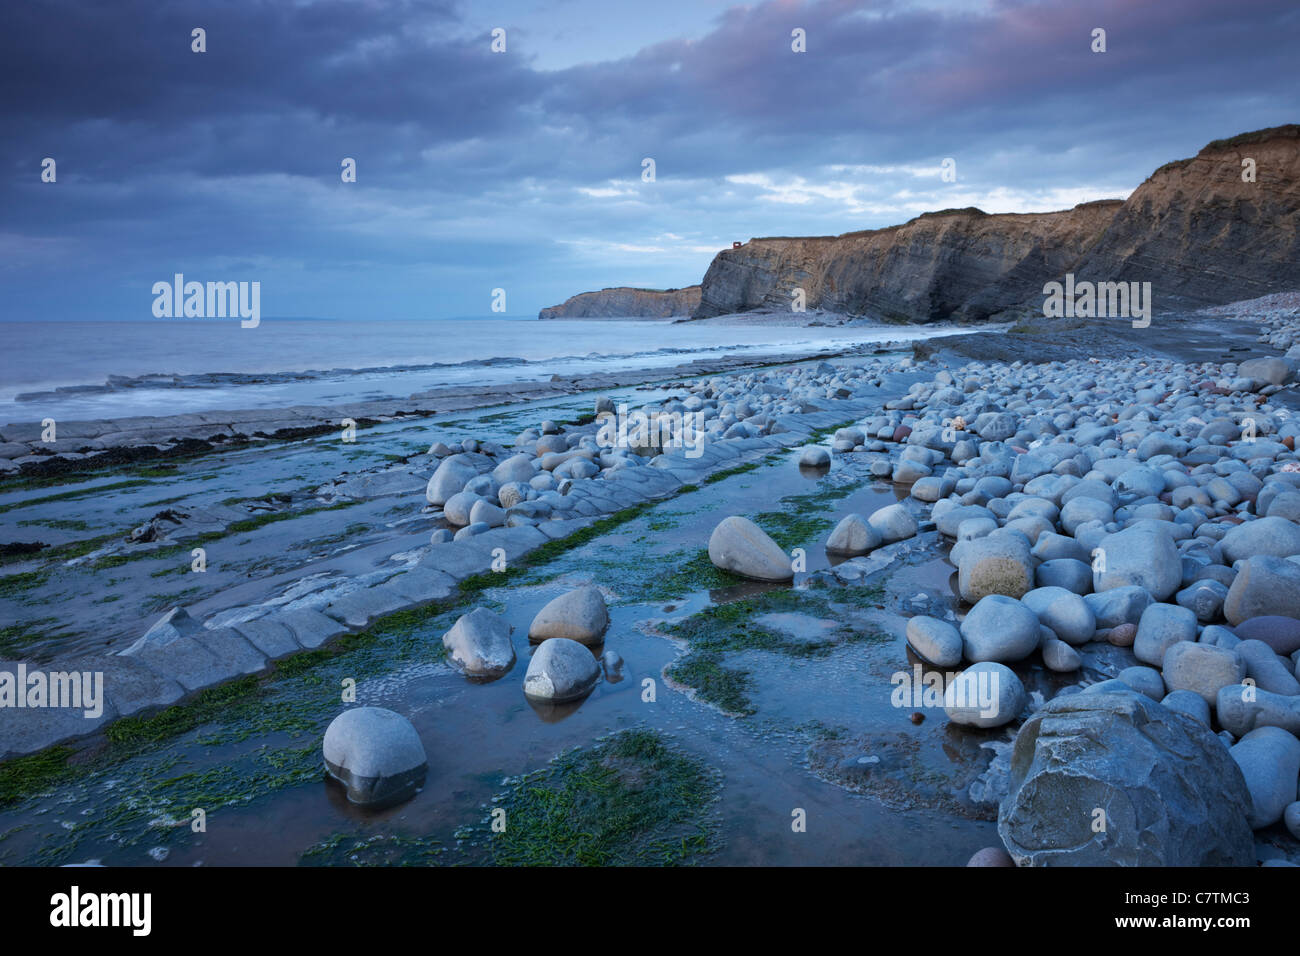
[998,693,1255,865]
[943,661,1026,728]
[1161,641,1244,706]
[426,453,488,505]
[442,607,516,678]
[1216,684,1300,736]
[867,503,918,544]
[960,595,1041,663]
[528,586,610,645]
[1229,727,1300,829]
[323,707,428,807]
[1133,603,1197,667]
[1224,555,1300,625]
[523,637,600,702]
[1020,586,1096,645]
[825,514,882,556]
[1220,516,1300,564]
[1236,639,1300,696]
[1238,356,1292,386]
[708,516,793,582]
[905,616,963,667]
[957,532,1033,603]
[1092,525,1181,601]
[799,445,831,467]
[1084,585,1154,629]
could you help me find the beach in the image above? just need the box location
[2,296,1299,866]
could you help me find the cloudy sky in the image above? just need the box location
[3,0,1297,322]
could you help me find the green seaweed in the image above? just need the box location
[474,729,720,866]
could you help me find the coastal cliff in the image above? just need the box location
[538,285,701,319]
[691,201,1123,322]
[689,124,1299,322]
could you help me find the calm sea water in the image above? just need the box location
[0,317,958,422]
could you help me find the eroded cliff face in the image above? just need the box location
[691,125,1300,322]
[538,285,701,319]
[1067,127,1300,307]
[693,202,1123,322]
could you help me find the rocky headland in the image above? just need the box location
[538,285,701,319]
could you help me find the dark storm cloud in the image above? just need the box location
[1,0,1297,319]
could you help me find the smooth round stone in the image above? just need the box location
[1285,802,1300,841]
[1235,639,1300,696]
[1031,532,1089,563]
[442,490,483,526]
[944,661,1026,728]
[825,514,882,556]
[960,595,1041,663]
[1004,515,1053,545]
[1224,556,1300,625]
[1021,586,1096,645]
[957,532,1033,603]
[1175,579,1228,622]
[1117,665,1165,700]
[323,707,428,807]
[1161,689,1211,725]
[1106,622,1137,647]
[1229,727,1300,829]
[1042,638,1081,672]
[910,476,948,502]
[1220,516,1300,564]
[708,515,793,582]
[1198,624,1240,650]
[453,521,489,541]
[799,445,831,468]
[1233,616,1300,656]
[1093,525,1182,600]
[498,481,528,509]
[906,616,962,667]
[867,503,918,544]
[966,846,1015,867]
[1161,640,1244,706]
[523,637,600,702]
[528,586,610,645]
[1061,496,1113,534]
[935,504,997,538]
[469,498,506,528]
[1114,466,1166,498]
[893,459,931,484]
[443,607,516,678]
[957,516,998,541]
[1035,558,1092,594]
[1085,585,1155,629]
[425,454,482,505]
[1133,603,1197,666]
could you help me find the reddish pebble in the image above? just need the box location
[1108,622,1137,647]
[910,712,925,725]
[967,846,1015,867]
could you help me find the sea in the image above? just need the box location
[0,317,965,423]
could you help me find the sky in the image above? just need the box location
[2,0,1297,322]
